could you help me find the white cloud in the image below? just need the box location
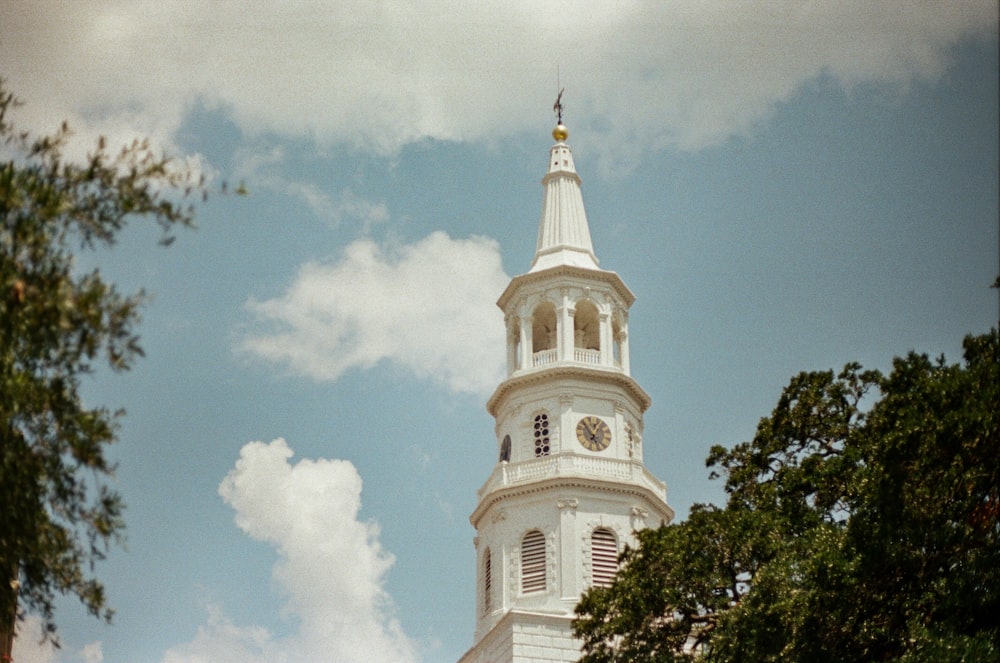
[240,231,507,395]
[2,1,994,165]
[11,616,102,663]
[162,438,417,663]
[79,642,103,663]
[160,607,273,663]
[11,617,56,663]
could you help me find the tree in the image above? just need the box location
[573,329,999,662]
[0,80,210,654]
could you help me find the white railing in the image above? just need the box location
[532,349,558,366]
[479,453,666,500]
[574,348,600,364]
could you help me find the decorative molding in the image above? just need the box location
[497,264,636,312]
[546,529,557,594]
[487,365,652,416]
[491,509,507,524]
[557,497,579,511]
[510,543,519,597]
[630,506,649,529]
[470,468,675,528]
[501,403,522,424]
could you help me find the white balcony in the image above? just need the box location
[529,347,602,369]
[532,349,558,367]
[478,453,666,501]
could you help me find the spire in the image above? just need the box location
[530,97,599,272]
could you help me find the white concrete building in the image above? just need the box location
[458,119,674,663]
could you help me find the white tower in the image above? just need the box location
[458,117,673,663]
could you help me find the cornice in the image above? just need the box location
[497,264,635,310]
[470,474,675,528]
[487,364,651,416]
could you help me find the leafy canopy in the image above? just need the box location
[574,328,999,662]
[0,80,209,647]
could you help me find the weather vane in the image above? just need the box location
[553,87,565,125]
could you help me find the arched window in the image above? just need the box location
[574,300,600,351]
[483,548,492,613]
[591,528,618,587]
[532,413,550,457]
[531,301,557,352]
[521,530,546,593]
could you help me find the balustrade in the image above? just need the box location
[481,453,665,500]
[532,349,558,366]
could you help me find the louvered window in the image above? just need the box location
[521,530,546,593]
[591,528,618,587]
[483,549,492,613]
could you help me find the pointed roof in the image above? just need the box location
[529,123,600,272]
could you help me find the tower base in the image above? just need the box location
[458,610,580,663]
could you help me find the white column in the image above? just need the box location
[558,306,573,362]
[557,497,578,600]
[506,318,518,375]
[559,289,574,362]
[519,316,532,370]
[599,312,612,365]
[619,328,630,374]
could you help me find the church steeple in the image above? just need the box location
[459,107,672,663]
[531,117,599,272]
[497,112,633,378]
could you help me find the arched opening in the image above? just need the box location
[532,301,557,365]
[532,302,556,351]
[591,528,618,587]
[574,300,600,364]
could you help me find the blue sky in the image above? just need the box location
[3,3,998,662]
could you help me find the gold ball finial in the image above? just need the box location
[553,123,569,142]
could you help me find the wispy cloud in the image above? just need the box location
[3,2,994,166]
[240,231,507,395]
[161,438,417,663]
[234,145,389,229]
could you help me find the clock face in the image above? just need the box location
[576,416,612,452]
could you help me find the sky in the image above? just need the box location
[2,2,998,662]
